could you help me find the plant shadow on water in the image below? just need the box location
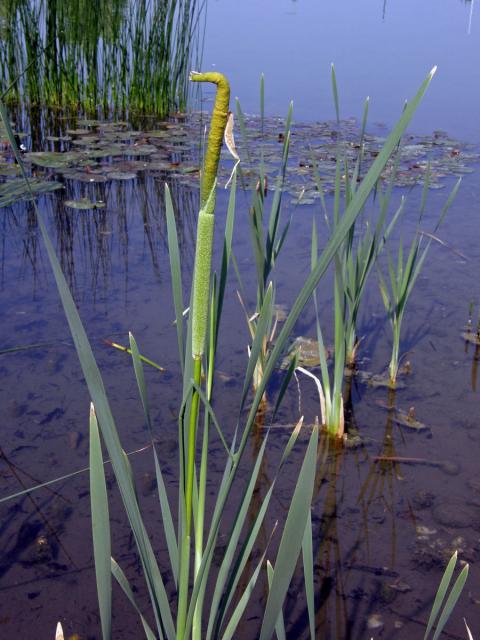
[1,68,480,638]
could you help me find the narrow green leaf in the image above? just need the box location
[302,510,315,639]
[89,404,112,640]
[432,564,469,640]
[267,561,286,640]
[221,548,268,640]
[165,183,185,372]
[240,282,273,409]
[424,551,458,639]
[111,558,157,640]
[207,436,269,640]
[259,422,319,640]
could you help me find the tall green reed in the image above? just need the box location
[0,65,438,638]
[0,0,203,117]
[299,66,403,438]
[234,81,294,399]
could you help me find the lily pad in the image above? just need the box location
[24,151,80,168]
[64,198,106,210]
[62,171,108,183]
[108,171,137,180]
[66,128,93,136]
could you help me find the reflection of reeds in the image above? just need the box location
[0,175,198,299]
[0,0,203,117]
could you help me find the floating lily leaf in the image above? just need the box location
[24,151,80,168]
[64,198,106,210]
[72,136,100,146]
[108,171,137,180]
[0,163,21,176]
[45,135,72,143]
[63,171,108,183]
[66,128,93,136]
[87,146,125,158]
[77,119,101,127]
[125,144,157,156]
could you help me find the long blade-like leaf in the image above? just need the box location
[89,405,112,640]
[259,422,319,640]
[165,183,185,372]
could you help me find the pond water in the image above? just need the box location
[1,1,480,639]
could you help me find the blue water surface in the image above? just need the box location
[204,0,479,141]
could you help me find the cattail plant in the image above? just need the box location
[378,172,461,385]
[0,64,441,639]
[177,71,230,638]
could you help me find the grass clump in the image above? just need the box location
[0,0,204,117]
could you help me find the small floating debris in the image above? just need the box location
[367,613,384,631]
[141,472,157,497]
[374,403,429,432]
[462,330,480,346]
[355,367,409,389]
[280,336,330,370]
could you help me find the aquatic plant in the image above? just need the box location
[0,64,438,637]
[377,171,461,385]
[234,77,294,398]
[297,66,403,438]
[0,0,203,117]
[424,551,469,640]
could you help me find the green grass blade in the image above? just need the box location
[424,551,458,639]
[89,405,112,640]
[215,170,237,350]
[266,561,286,640]
[272,351,299,421]
[206,436,269,639]
[129,331,179,587]
[111,558,157,640]
[302,510,315,639]
[153,447,179,589]
[191,378,232,457]
[434,177,462,233]
[259,422,319,640]
[216,418,305,635]
[240,282,273,409]
[432,564,469,640]
[165,183,185,373]
[220,547,268,640]
[331,63,340,123]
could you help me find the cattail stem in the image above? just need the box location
[177,72,230,640]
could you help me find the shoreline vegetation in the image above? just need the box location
[0,0,204,117]
[0,3,475,632]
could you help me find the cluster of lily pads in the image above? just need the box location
[1,110,478,210]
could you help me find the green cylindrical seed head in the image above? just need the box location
[190,72,230,206]
[191,183,217,357]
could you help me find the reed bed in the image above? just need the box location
[0,0,204,117]
[2,65,469,638]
